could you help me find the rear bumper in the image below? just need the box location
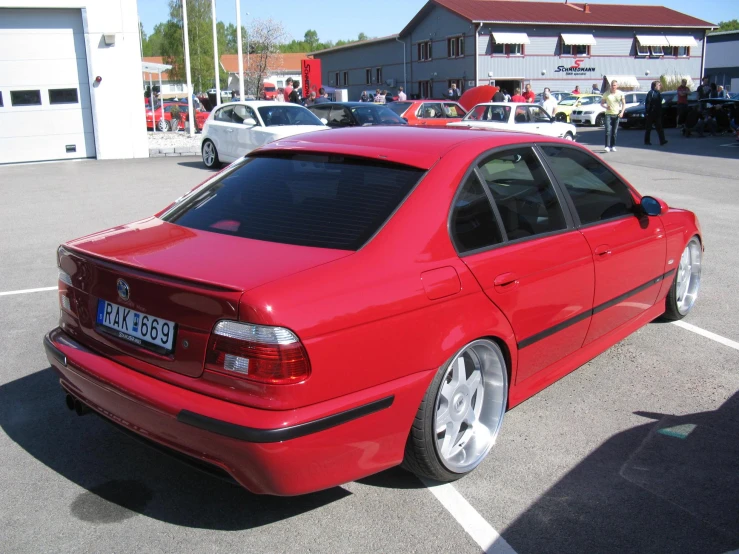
[44,327,432,495]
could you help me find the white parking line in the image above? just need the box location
[423,480,518,554]
[0,286,57,297]
[672,321,739,351]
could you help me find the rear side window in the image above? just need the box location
[540,145,635,225]
[477,147,567,240]
[451,173,503,253]
[161,154,425,250]
[215,107,234,122]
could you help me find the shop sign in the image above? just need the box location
[554,59,596,75]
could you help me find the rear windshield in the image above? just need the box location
[350,105,407,125]
[387,102,412,116]
[161,154,425,250]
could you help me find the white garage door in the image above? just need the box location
[0,8,95,164]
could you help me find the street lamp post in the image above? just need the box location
[236,0,244,99]
[211,0,220,106]
[182,0,195,137]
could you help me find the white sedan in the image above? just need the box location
[447,102,577,141]
[201,101,328,168]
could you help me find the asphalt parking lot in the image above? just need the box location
[1,127,738,554]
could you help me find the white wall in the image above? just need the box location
[0,0,148,160]
[705,39,739,69]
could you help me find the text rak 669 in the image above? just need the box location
[96,298,177,353]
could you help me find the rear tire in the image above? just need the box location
[201,139,220,169]
[402,339,508,482]
[564,132,575,141]
[662,236,702,321]
[156,118,169,132]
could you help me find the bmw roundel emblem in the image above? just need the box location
[116,278,130,301]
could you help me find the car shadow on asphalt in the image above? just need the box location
[500,392,739,553]
[0,368,350,530]
[177,161,217,171]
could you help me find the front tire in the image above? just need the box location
[662,236,702,321]
[595,113,605,127]
[564,132,575,141]
[201,139,220,169]
[555,112,567,122]
[402,339,508,482]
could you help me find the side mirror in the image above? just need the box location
[640,196,663,216]
[320,118,328,125]
[243,117,257,126]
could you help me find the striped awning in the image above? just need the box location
[561,33,597,45]
[665,35,698,47]
[492,32,530,45]
[636,35,670,47]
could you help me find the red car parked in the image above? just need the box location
[45,127,702,495]
[145,103,209,132]
[387,100,467,126]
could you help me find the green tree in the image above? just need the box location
[358,32,368,41]
[711,19,739,33]
[304,29,319,50]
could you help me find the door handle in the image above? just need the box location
[494,272,519,288]
[225,128,234,133]
[594,245,612,257]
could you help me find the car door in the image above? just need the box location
[451,146,595,384]
[443,102,466,122]
[327,106,353,127]
[210,106,236,160]
[525,105,558,137]
[538,144,666,345]
[232,104,268,157]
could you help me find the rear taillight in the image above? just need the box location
[205,321,311,384]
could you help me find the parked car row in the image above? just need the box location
[145,101,209,132]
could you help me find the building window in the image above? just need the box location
[49,88,79,104]
[376,67,382,85]
[342,71,349,86]
[418,41,432,61]
[0,92,3,107]
[277,80,284,88]
[419,80,432,98]
[562,42,590,56]
[636,41,650,56]
[492,40,505,55]
[10,90,42,106]
[447,36,464,58]
[366,69,372,85]
[334,72,340,86]
[650,45,664,56]
[509,43,523,56]
[675,46,689,57]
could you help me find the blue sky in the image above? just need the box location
[137,0,735,41]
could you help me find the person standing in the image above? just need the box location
[676,78,690,128]
[542,88,558,117]
[600,80,625,152]
[716,85,729,99]
[283,78,294,102]
[644,81,668,146]
[305,91,317,106]
[385,90,394,103]
[492,88,506,102]
[572,85,581,94]
[697,77,711,100]
[288,81,301,104]
[591,83,600,94]
[522,83,536,103]
[397,86,407,101]
[447,83,461,100]
[374,89,384,103]
[314,88,330,104]
[510,87,526,102]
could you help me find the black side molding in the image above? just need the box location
[177,395,395,444]
[518,269,676,349]
[44,333,67,367]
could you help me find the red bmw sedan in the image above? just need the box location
[45,127,702,495]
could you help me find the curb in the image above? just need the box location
[149,146,201,158]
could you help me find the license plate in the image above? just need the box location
[96,299,176,353]
[620,118,628,123]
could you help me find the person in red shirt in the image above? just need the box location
[572,85,581,94]
[283,78,294,102]
[522,83,536,103]
[510,87,526,102]
[676,78,690,128]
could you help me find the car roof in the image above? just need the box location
[317,102,394,107]
[254,126,566,170]
[221,100,307,108]
[474,102,535,107]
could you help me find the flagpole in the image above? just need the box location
[211,0,221,106]
[182,0,195,137]
[236,0,244,99]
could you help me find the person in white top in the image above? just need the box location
[397,87,406,101]
[542,88,558,117]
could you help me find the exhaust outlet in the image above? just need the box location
[73,398,91,416]
[65,394,75,412]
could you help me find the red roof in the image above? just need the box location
[220,53,308,73]
[413,0,714,28]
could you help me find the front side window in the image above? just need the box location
[257,105,323,126]
[161,154,424,251]
[350,105,406,126]
[11,90,41,106]
[528,105,552,122]
[451,173,503,253]
[419,102,443,119]
[513,106,530,123]
[328,106,352,127]
[477,148,567,240]
[540,145,635,225]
